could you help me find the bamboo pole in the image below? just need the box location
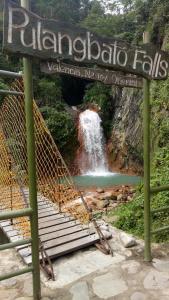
[0,267,33,281]
[0,70,22,78]
[0,208,32,221]
[143,32,151,262]
[21,0,41,298]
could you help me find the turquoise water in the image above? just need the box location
[73,173,142,188]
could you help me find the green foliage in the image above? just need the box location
[36,77,62,106]
[40,104,78,158]
[83,82,110,110]
[114,76,169,242]
[0,80,8,90]
[150,79,169,151]
[34,0,93,22]
[113,189,144,237]
[83,82,113,138]
[1,0,169,173]
[114,147,169,242]
[0,79,9,105]
[82,1,137,42]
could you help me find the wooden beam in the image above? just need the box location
[41,62,143,88]
[3,1,169,80]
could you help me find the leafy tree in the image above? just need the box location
[82,1,120,38]
[0,80,9,105]
[34,0,87,23]
[79,0,94,20]
[82,0,137,42]
[114,72,169,243]
[40,104,78,158]
[83,82,113,138]
[35,77,62,106]
[83,82,110,110]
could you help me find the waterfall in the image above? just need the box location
[78,109,109,175]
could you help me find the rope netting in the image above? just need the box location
[0,129,30,237]
[0,79,89,238]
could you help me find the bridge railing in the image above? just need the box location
[0,68,41,300]
[150,185,169,235]
[0,208,33,281]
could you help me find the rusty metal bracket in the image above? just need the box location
[79,193,113,256]
[92,219,113,256]
[39,239,55,281]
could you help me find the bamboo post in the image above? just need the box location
[143,32,151,262]
[9,156,13,225]
[21,0,41,298]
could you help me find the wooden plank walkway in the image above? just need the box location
[0,194,99,265]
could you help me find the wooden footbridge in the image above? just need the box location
[0,79,111,277]
[2,2,169,299]
[0,192,100,266]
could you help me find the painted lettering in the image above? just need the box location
[73,37,86,62]
[8,5,29,44]
[20,27,36,49]
[159,60,169,78]
[133,50,146,70]
[58,33,72,55]
[87,32,101,60]
[101,44,112,64]
[4,3,169,80]
[116,49,128,67]
[142,55,153,75]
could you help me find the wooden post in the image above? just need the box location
[143,31,151,262]
[21,0,41,299]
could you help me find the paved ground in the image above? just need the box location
[1,226,169,300]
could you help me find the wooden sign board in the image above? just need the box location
[3,1,169,80]
[41,62,143,88]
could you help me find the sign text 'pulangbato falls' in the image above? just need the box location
[3,2,169,80]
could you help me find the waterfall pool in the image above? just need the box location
[77,110,141,188]
[73,173,142,188]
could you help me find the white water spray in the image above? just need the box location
[78,109,109,175]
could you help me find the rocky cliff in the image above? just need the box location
[108,87,143,175]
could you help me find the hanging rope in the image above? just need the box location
[0,79,90,238]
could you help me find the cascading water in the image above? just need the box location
[74,109,141,186]
[78,109,109,175]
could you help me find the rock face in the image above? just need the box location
[143,270,169,290]
[120,232,137,248]
[84,186,135,212]
[70,281,89,300]
[108,87,143,174]
[92,271,128,299]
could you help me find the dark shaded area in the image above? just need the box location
[0,229,9,244]
[60,75,92,106]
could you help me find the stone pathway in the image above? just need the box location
[1,226,169,300]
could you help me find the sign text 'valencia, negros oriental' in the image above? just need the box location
[3,2,169,80]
